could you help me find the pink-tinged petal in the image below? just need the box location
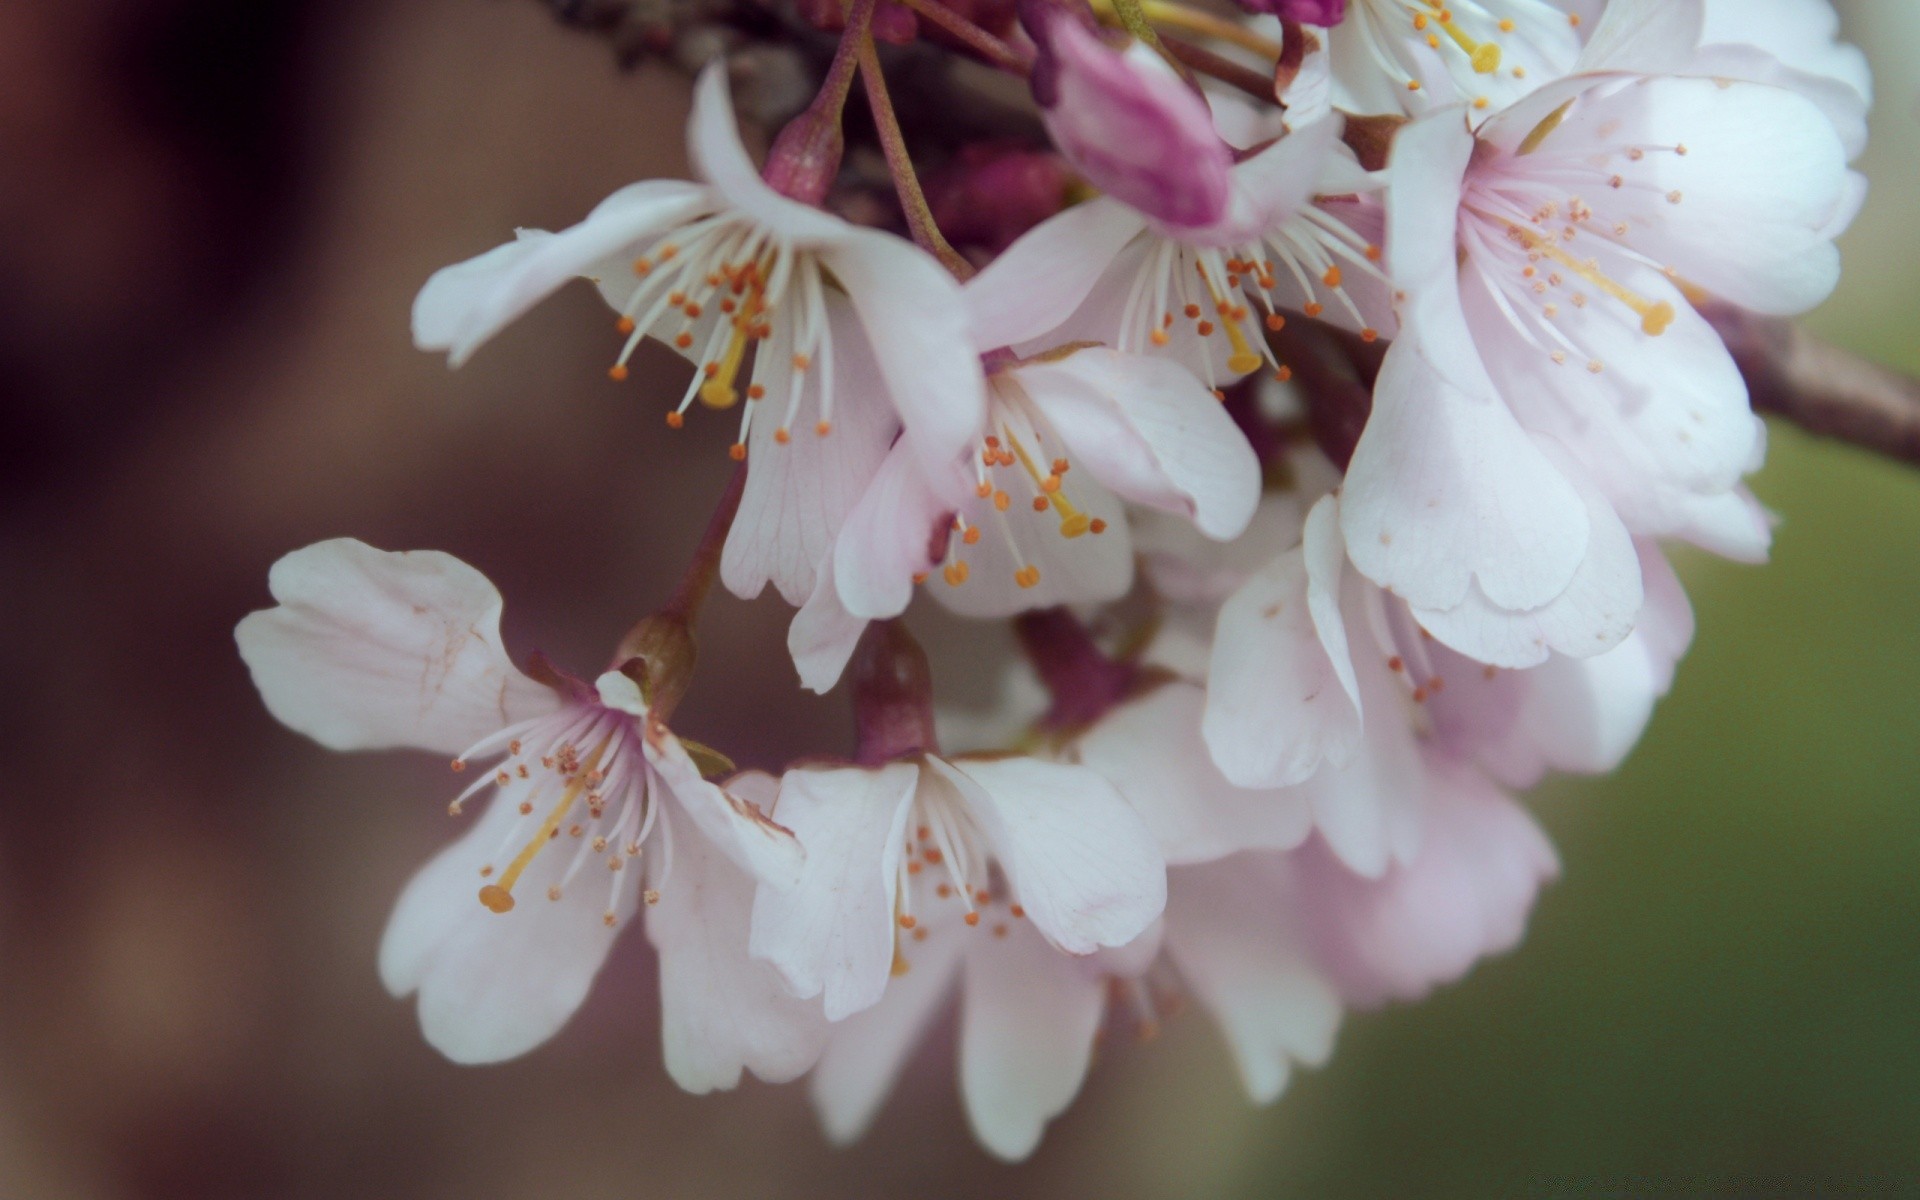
[821,227,986,470]
[1701,0,1870,154]
[1203,498,1362,789]
[648,805,830,1093]
[644,724,804,889]
[721,293,898,606]
[1162,856,1341,1103]
[413,180,712,366]
[1682,44,1866,158]
[931,756,1167,953]
[1475,541,1692,788]
[377,787,632,1064]
[1342,335,1592,618]
[1572,0,1703,74]
[1383,108,1474,307]
[748,764,921,1020]
[1301,756,1559,1009]
[963,199,1149,352]
[832,440,967,621]
[685,63,849,244]
[1294,593,1425,878]
[1078,683,1314,865]
[1457,248,1759,509]
[927,477,1133,620]
[1410,469,1643,669]
[237,539,560,757]
[788,566,870,694]
[958,923,1107,1161]
[1016,349,1260,540]
[1039,14,1233,230]
[810,923,965,1144]
[1202,115,1343,246]
[1530,76,1850,316]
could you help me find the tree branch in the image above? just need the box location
[1711,309,1920,467]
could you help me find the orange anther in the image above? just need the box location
[666,411,685,429]
[608,364,629,382]
[1032,496,1049,512]
[747,384,766,400]
[674,332,693,349]
[1089,518,1107,534]
[815,420,832,437]
[616,316,636,334]
[964,912,981,927]
[774,427,791,445]
[728,443,746,461]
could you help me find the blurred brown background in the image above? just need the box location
[2,2,1918,1197]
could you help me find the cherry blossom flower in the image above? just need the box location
[412,64,984,609]
[1325,0,1588,116]
[971,17,1391,390]
[235,539,823,1086]
[748,752,1166,1022]
[1346,44,1850,664]
[786,327,1262,691]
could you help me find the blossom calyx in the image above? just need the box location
[613,613,699,722]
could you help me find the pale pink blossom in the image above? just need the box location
[1325,0,1587,116]
[1297,753,1560,1008]
[412,64,984,610]
[235,539,823,1085]
[788,338,1262,690]
[748,753,1166,1021]
[971,37,1391,390]
[1345,54,1850,664]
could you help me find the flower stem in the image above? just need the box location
[1159,33,1276,102]
[895,0,1033,74]
[659,460,747,625]
[856,36,975,278]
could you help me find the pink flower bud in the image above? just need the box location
[1028,9,1233,230]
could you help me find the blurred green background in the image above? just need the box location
[0,2,1914,1197]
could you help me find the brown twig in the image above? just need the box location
[1711,309,1920,467]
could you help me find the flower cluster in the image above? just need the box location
[237,0,1866,1161]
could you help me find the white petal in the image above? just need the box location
[236,539,560,757]
[787,565,870,695]
[1295,622,1426,878]
[1343,335,1591,616]
[931,757,1167,954]
[1411,468,1643,669]
[963,199,1150,353]
[648,805,829,1093]
[1162,857,1341,1104]
[1544,75,1850,315]
[926,478,1134,620]
[412,180,712,366]
[721,292,899,605]
[824,227,987,470]
[1572,0,1703,74]
[1203,498,1363,789]
[377,787,633,1064]
[1017,348,1261,540]
[958,924,1106,1161]
[1079,684,1314,865]
[685,64,850,243]
[810,923,965,1144]
[832,440,967,621]
[647,733,803,889]
[748,764,921,1020]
